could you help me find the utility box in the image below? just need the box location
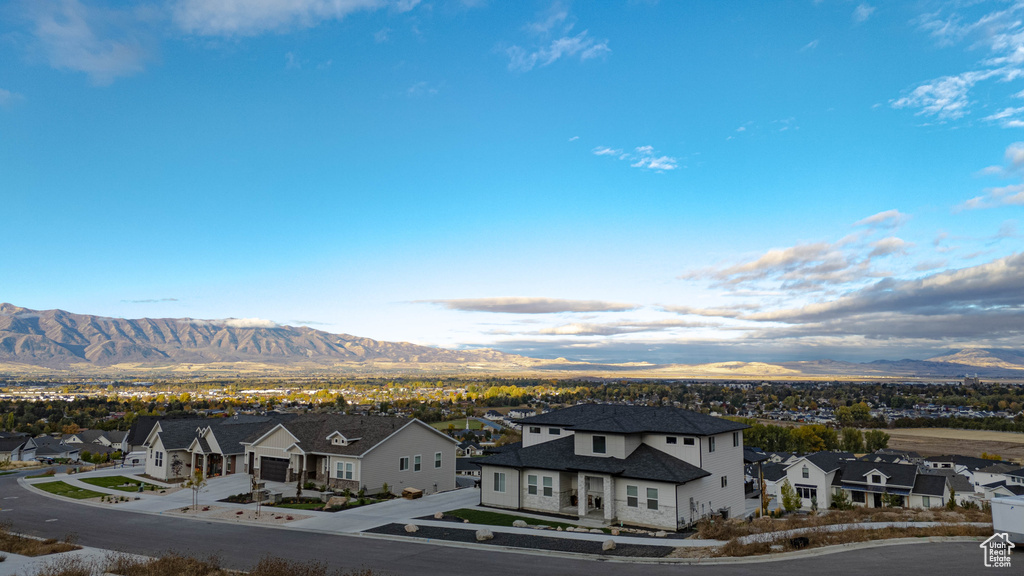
[992,495,1024,544]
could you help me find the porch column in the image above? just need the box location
[190,452,196,476]
[603,475,614,522]
[577,474,587,517]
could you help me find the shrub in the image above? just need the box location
[780,480,801,513]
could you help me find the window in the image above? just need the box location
[647,487,659,510]
[529,426,541,434]
[435,452,442,468]
[922,496,931,507]
[414,455,421,472]
[683,437,695,446]
[493,472,506,493]
[733,432,740,447]
[802,466,809,479]
[154,451,163,467]
[399,457,409,471]
[527,474,538,495]
[336,461,353,480]
[852,491,865,503]
[626,485,638,507]
[666,436,677,445]
[796,486,817,500]
[549,428,561,435]
[543,476,553,497]
[721,476,728,488]
[593,435,606,454]
[871,474,882,484]
[708,437,716,453]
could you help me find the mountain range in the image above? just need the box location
[1,303,1022,379]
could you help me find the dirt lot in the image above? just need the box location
[887,428,1024,462]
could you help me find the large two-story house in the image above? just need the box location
[475,404,748,531]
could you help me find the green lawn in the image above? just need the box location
[33,481,105,500]
[80,475,156,492]
[431,419,483,430]
[25,472,56,479]
[446,508,603,532]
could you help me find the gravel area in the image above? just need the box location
[164,505,311,525]
[366,523,674,557]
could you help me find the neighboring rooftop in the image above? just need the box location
[517,404,748,436]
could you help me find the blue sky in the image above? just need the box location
[2,0,1023,364]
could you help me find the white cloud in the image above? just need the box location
[507,30,610,72]
[958,142,1024,210]
[854,209,908,229]
[418,297,637,314]
[593,144,678,171]
[407,81,438,97]
[173,0,387,36]
[221,318,279,328]
[853,4,875,24]
[568,136,579,142]
[891,70,995,120]
[0,89,23,107]
[800,39,819,51]
[26,0,155,85]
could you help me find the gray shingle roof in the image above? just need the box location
[474,436,710,485]
[744,446,768,464]
[0,438,28,452]
[796,451,854,474]
[518,404,747,436]
[912,474,946,497]
[922,469,974,493]
[761,462,788,482]
[841,460,918,488]
[256,413,445,456]
[1004,467,1024,479]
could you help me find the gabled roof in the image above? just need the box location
[984,481,1024,495]
[841,460,917,488]
[926,454,1009,471]
[760,462,788,482]
[475,435,711,485]
[1004,467,1024,479]
[978,463,1019,474]
[790,452,853,474]
[455,458,481,472]
[516,404,747,436]
[0,438,29,452]
[249,413,454,457]
[912,474,946,497]
[922,469,974,493]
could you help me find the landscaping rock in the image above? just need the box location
[326,496,348,508]
[556,526,563,531]
[602,540,616,551]
[476,529,494,541]
[512,520,528,528]
[589,529,603,534]
[655,531,667,538]
[770,544,784,552]
[405,524,419,533]
[434,512,444,519]
[463,519,469,523]
[611,529,620,536]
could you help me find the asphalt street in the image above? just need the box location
[0,469,994,576]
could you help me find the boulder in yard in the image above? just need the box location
[512,520,528,528]
[589,529,603,534]
[655,531,668,538]
[602,540,616,551]
[404,524,419,533]
[476,529,494,541]
[434,512,444,519]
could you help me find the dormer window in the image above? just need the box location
[871,474,882,483]
[593,435,606,454]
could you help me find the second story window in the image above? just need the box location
[549,428,561,435]
[666,436,677,444]
[683,437,695,446]
[708,437,716,453]
[733,432,740,447]
[802,466,809,479]
[593,435,606,454]
[871,474,882,483]
[529,426,541,434]
[399,457,409,471]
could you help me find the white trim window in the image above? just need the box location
[528,474,538,495]
[721,476,728,488]
[647,487,659,510]
[542,476,553,497]
[414,455,421,472]
[494,472,506,493]
[337,461,353,480]
[626,485,638,507]
[154,451,163,467]
[593,435,607,454]
[733,432,740,447]
[708,437,716,453]
[434,452,442,468]
[399,457,409,471]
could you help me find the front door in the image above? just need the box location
[873,492,882,508]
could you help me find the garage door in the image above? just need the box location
[260,457,289,482]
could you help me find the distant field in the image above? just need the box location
[431,419,483,430]
[886,428,1024,462]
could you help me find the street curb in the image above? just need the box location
[13,479,990,566]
